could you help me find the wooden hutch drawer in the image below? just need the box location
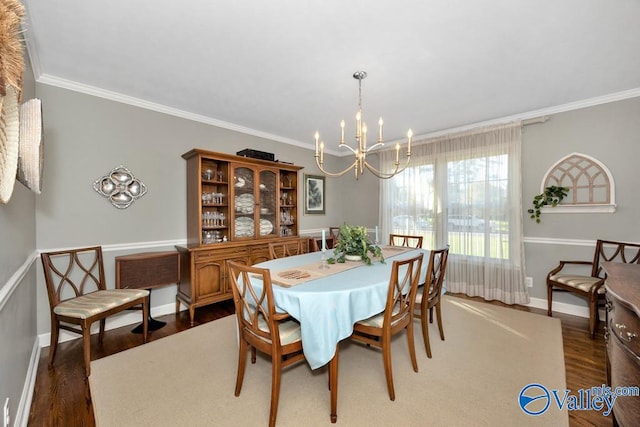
[194,247,249,263]
[608,294,640,356]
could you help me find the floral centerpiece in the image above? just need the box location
[327,224,384,265]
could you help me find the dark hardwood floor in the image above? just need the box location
[27,295,610,426]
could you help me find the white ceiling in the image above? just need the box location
[21,0,640,153]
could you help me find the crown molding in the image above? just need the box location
[404,87,640,145]
[33,71,640,158]
[36,74,317,152]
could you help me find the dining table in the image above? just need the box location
[253,245,429,423]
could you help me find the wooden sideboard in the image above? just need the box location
[176,237,309,325]
[603,262,640,427]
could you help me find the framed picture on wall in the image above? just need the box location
[304,174,325,215]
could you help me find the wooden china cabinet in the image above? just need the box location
[176,148,306,325]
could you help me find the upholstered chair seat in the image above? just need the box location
[53,289,149,319]
[256,316,302,345]
[547,274,605,294]
[355,305,403,328]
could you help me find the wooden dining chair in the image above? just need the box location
[329,226,341,239]
[268,240,305,259]
[227,260,306,427]
[40,246,150,377]
[310,235,336,252]
[349,252,424,401]
[389,233,423,249]
[413,247,449,358]
[547,239,640,338]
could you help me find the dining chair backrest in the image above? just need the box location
[329,226,341,239]
[414,246,449,358]
[42,246,108,305]
[227,261,279,345]
[422,246,449,304]
[311,235,336,252]
[268,240,306,259]
[389,233,423,249]
[385,253,424,326]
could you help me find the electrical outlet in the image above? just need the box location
[3,398,9,427]
[525,277,533,288]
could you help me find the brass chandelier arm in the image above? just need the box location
[315,151,411,179]
[364,156,411,180]
[315,155,360,177]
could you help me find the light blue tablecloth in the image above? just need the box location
[254,248,428,370]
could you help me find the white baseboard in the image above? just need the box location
[527,296,606,320]
[15,339,40,427]
[527,296,586,317]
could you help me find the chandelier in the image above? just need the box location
[314,71,413,179]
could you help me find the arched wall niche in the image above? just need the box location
[540,152,616,214]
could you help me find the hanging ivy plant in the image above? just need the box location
[528,186,570,223]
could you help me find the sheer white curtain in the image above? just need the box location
[380,122,528,305]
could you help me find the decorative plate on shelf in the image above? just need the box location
[234,193,254,214]
[234,217,255,238]
[259,219,274,236]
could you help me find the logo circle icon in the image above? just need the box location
[519,383,551,415]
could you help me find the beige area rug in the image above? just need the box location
[90,296,568,426]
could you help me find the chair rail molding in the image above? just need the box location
[524,236,597,247]
[540,152,616,213]
[0,250,38,311]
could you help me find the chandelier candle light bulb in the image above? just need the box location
[313,71,413,179]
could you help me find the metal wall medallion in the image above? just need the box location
[93,165,147,209]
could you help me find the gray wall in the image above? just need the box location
[0,56,37,426]
[521,97,640,306]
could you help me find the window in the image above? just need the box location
[445,153,510,259]
[386,153,510,259]
[379,123,528,305]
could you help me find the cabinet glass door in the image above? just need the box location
[258,170,277,237]
[279,171,297,237]
[200,160,229,245]
[232,166,256,239]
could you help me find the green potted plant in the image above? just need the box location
[528,185,570,223]
[328,224,384,265]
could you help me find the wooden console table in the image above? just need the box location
[116,251,180,332]
[603,262,640,426]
